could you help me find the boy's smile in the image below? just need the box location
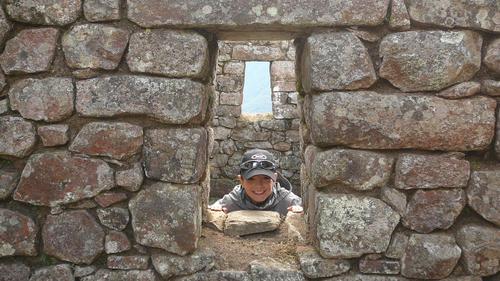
[239,174,275,203]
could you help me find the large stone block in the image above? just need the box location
[81,269,159,281]
[127,29,208,78]
[407,0,499,32]
[224,210,281,236]
[0,116,35,158]
[305,146,393,190]
[484,39,500,74]
[312,193,399,258]
[395,153,470,189]
[302,32,376,92]
[249,257,305,281]
[305,92,496,151]
[0,208,37,257]
[5,0,81,26]
[379,30,482,92]
[456,224,500,276]
[127,0,390,28]
[43,210,104,264]
[76,76,208,124]
[297,246,350,278]
[0,28,58,74]
[8,78,74,122]
[70,122,143,160]
[0,262,30,281]
[62,24,130,70]
[143,128,207,183]
[129,182,201,255]
[14,151,114,207]
[151,248,215,279]
[401,233,461,279]
[466,171,500,226]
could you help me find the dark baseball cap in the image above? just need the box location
[239,149,277,180]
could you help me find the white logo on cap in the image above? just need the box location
[251,153,267,160]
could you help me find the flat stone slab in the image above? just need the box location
[5,0,81,26]
[81,269,159,281]
[84,0,121,22]
[456,224,500,276]
[76,75,208,124]
[127,0,390,28]
[97,207,129,231]
[249,257,305,281]
[38,124,70,147]
[0,116,36,158]
[105,231,130,254]
[305,92,496,151]
[115,163,143,191]
[297,245,350,278]
[224,210,281,236]
[30,264,74,281]
[0,208,37,257]
[107,255,149,270]
[14,151,114,207]
[437,82,481,99]
[174,271,251,281]
[466,171,500,226]
[151,248,215,279]
[484,39,500,74]
[324,274,409,281]
[380,30,481,92]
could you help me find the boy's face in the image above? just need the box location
[239,174,275,203]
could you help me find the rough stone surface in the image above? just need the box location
[81,269,159,281]
[0,262,30,281]
[283,212,307,243]
[127,0,390,28]
[115,163,143,191]
[38,124,70,147]
[401,233,461,279]
[467,171,500,226]
[127,30,208,78]
[8,78,74,122]
[385,232,408,259]
[249,257,305,281]
[129,182,201,255]
[380,186,406,215]
[0,98,8,114]
[62,24,130,70]
[313,193,399,258]
[151,248,215,279]
[395,153,470,189]
[407,0,499,32]
[379,31,482,92]
[0,208,37,257]
[483,80,500,97]
[14,151,114,207]
[456,224,500,276]
[0,116,36,158]
[74,265,97,278]
[297,246,350,278]
[174,271,251,281]
[389,0,410,30]
[70,122,143,160]
[5,0,81,25]
[0,169,18,199]
[224,210,281,236]
[105,231,130,254]
[84,0,121,22]
[97,207,129,230]
[43,210,104,264]
[107,255,149,270]
[205,209,226,232]
[324,274,409,281]
[305,92,496,151]
[484,39,500,74]
[0,7,12,44]
[302,32,376,92]
[359,256,400,275]
[76,76,208,124]
[437,82,481,99]
[143,128,207,184]
[305,147,393,190]
[95,192,127,208]
[30,264,74,281]
[0,28,58,74]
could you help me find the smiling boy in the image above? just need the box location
[209,149,302,216]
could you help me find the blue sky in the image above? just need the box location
[242,61,272,114]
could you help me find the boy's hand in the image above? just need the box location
[208,203,228,213]
[287,205,303,213]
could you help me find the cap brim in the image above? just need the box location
[243,169,277,181]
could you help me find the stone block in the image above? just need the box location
[305,146,393,190]
[312,193,399,258]
[437,82,481,99]
[359,256,400,275]
[129,182,201,255]
[0,7,11,45]
[380,30,481,91]
[484,39,500,74]
[105,231,130,254]
[115,163,144,192]
[81,269,159,281]
[70,122,143,160]
[151,248,215,279]
[62,24,130,70]
[38,124,70,147]
[43,210,104,264]
[74,266,97,278]
[407,0,499,32]
[223,61,244,74]
[297,246,350,278]
[323,275,409,281]
[456,224,500,276]
[76,76,208,124]
[388,0,410,30]
[212,126,232,141]
[107,255,149,270]
[8,78,74,122]
[0,208,37,257]
[14,151,114,207]
[127,30,208,78]
[271,61,295,81]
[224,210,281,236]
[380,186,407,215]
[483,80,500,97]
[302,32,376,92]
[249,257,305,281]
[84,0,121,22]
[466,171,500,226]
[232,44,285,61]
[0,262,30,281]
[97,207,129,230]
[216,75,244,92]
[0,28,58,74]
[401,233,461,279]
[219,92,242,105]
[305,92,496,151]
[95,192,127,208]
[5,0,81,25]
[173,271,251,281]
[0,99,8,114]
[0,169,18,199]
[0,116,36,158]
[385,232,408,259]
[30,264,73,281]
[395,153,470,189]
[143,127,207,183]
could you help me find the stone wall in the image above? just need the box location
[210,40,300,197]
[0,0,499,280]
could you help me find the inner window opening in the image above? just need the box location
[241,61,272,116]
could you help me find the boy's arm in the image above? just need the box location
[208,199,228,213]
[287,192,303,213]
